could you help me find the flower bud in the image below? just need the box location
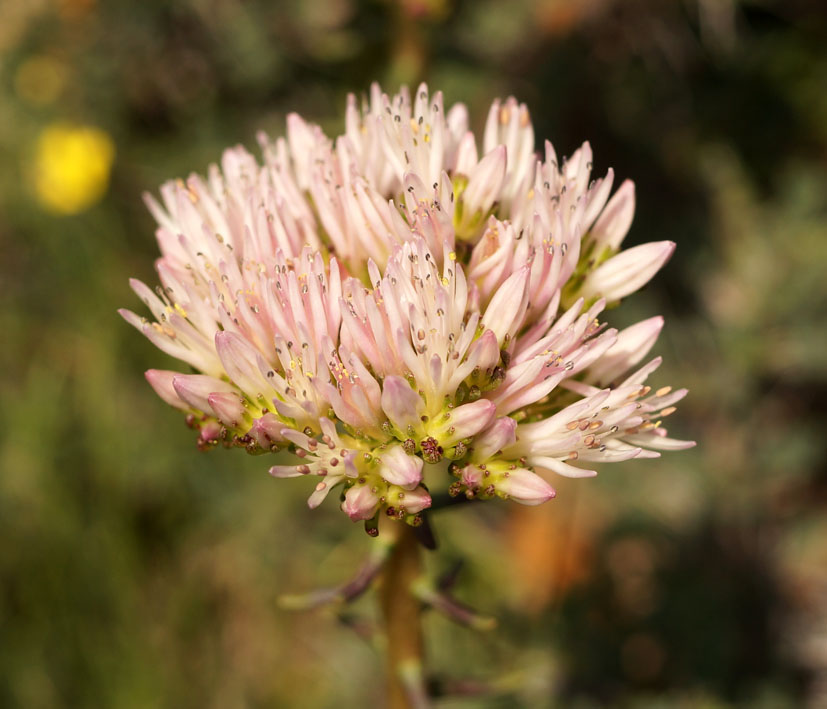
[197,420,222,447]
[459,464,484,489]
[435,399,496,448]
[248,413,286,448]
[496,468,556,505]
[379,445,424,490]
[462,329,501,377]
[342,484,381,521]
[207,391,249,429]
[394,485,432,514]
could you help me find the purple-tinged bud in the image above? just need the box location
[197,420,222,447]
[589,179,635,251]
[248,413,286,448]
[496,468,556,505]
[472,417,517,462]
[580,241,675,303]
[173,374,238,414]
[437,399,497,448]
[462,329,500,376]
[459,465,484,489]
[342,484,381,521]
[207,391,248,429]
[379,445,424,490]
[396,485,432,514]
[145,369,188,410]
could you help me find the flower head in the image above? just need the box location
[123,82,693,529]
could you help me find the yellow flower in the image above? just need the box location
[32,123,115,215]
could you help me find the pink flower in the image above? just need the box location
[125,82,691,526]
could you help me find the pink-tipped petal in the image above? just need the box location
[381,375,424,434]
[145,369,189,410]
[472,417,517,462]
[214,331,269,399]
[483,265,529,345]
[463,145,506,216]
[590,179,636,250]
[581,241,675,302]
[586,316,664,386]
[172,374,237,414]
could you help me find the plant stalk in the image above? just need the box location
[380,523,427,709]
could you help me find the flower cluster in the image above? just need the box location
[122,84,693,529]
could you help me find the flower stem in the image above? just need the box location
[380,523,428,709]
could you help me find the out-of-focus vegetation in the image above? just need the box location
[1,0,826,706]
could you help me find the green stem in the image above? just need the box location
[380,523,428,709]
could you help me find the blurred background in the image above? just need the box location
[1,0,826,706]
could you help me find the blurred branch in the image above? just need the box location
[279,537,393,610]
[412,577,496,631]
